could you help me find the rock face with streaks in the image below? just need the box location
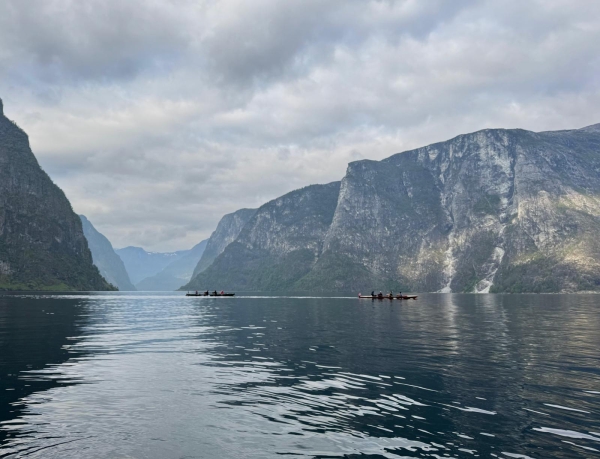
[324,126,600,292]
[0,98,114,291]
[80,215,136,291]
[186,124,600,293]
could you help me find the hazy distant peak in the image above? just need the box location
[116,246,147,254]
[118,245,143,251]
[116,245,187,256]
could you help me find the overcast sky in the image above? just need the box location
[1,0,599,251]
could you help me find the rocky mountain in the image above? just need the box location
[185,124,600,293]
[0,98,114,291]
[135,239,207,291]
[79,215,136,291]
[183,183,340,291]
[115,246,189,285]
[191,208,256,278]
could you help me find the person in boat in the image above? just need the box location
[220,290,224,295]
[195,290,198,295]
[213,290,217,295]
[204,290,209,295]
[390,290,393,298]
[378,291,383,298]
[371,290,375,297]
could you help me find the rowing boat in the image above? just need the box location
[358,294,417,300]
[186,292,235,297]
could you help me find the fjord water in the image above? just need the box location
[1,294,599,458]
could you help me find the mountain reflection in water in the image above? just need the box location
[1,293,599,458]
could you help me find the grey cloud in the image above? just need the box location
[0,0,478,89]
[199,0,480,88]
[0,0,193,83]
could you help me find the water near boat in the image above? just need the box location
[1,293,599,458]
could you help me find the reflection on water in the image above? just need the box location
[0,295,92,448]
[1,293,600,458]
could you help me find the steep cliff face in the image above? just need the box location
[184,124,600,293]
[323,126,600,292]
[489,126,600,292]
[135,239,207,291]
[184,183,340,291]
[0,98,114,291]
[191,208,256,277]
[80,215,136,291]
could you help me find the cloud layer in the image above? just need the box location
[1,0,599,250]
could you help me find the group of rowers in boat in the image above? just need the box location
[358,291,418,300]
[186,290,235,297]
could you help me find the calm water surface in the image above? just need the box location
[1,293,599,458]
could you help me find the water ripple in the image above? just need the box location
[0,293,599,458]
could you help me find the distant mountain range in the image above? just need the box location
[185,124,600,293]
[0,97,113,291]
[76,222,208,291]
[134,240,207,291]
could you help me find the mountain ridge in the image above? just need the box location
[185,123,600,293]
